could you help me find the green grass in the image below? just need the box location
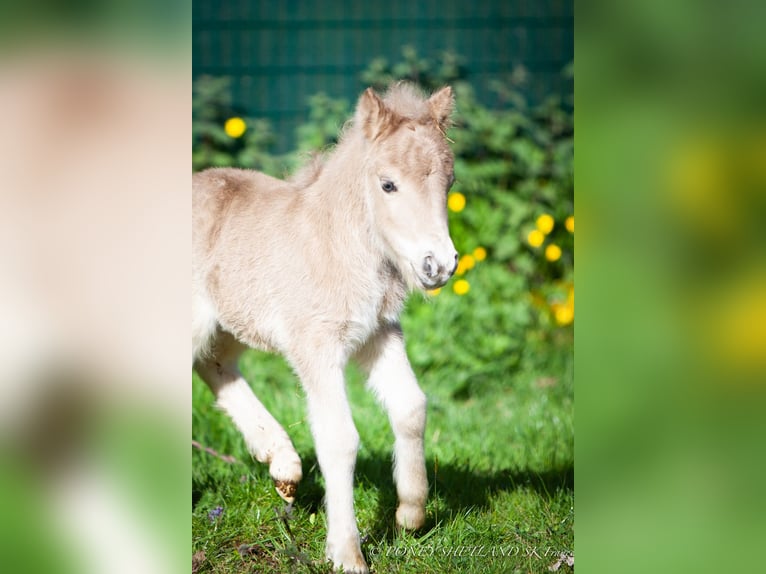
[192,307,573,574]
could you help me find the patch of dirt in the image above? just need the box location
[191,550,205,573]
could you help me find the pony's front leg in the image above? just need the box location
[297,359,367,574]
[356,323,428,530]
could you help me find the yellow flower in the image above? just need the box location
[448,192,466,213]
[527,229,544,248]
[473,246,487,261]
[565,215,574,233]
[459,254,475,272]
[536,213,555,235]
[555,305,574,326]
[453,279,470,295]
[427,287,441,296]
[545,244,562,262]
[224,117,247,138]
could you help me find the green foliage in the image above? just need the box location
[360,45,466,93]
[294,92,350,153]
[192,76,286,175]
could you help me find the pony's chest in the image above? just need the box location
[339,294,401,351]
[347,272,406,333]
[376,280,407,324]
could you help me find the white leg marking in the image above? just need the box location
[196,359,302,501]
[357,323,428,529]
[299,362,368,574]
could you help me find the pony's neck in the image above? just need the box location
[309,129,378,247]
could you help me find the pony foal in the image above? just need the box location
[192,83,458,573]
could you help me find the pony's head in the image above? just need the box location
[355,83,458,291]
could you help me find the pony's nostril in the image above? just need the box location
[450,253,459,275]
[423,255,437,278]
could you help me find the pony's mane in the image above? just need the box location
[289,152,326,189]
[380,82,439,125]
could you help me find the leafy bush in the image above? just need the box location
[192,48,574,397]
[192,76,286,175]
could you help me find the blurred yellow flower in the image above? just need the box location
[527,229,544,247]
[545,244,562,262]
[448,192,466,212]
[536,214,555,235]
[473,246,487,261]
[427,287,441,296]
[225,117,247,138]
[458,254,475,274]
[555,305,574,326]
[667,139,733,239]
[453,279,470,295]
[565,215,574,233]
[455,255,476,276]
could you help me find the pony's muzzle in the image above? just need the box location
[422,251,459,287]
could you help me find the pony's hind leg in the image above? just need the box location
[195,335,302,502]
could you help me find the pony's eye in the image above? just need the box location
[381,180,397,193]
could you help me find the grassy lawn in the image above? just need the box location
[192,292,574,574]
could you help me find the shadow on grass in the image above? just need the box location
[360,455,573,543]
[194,451,573,534]
[281,452,573,543]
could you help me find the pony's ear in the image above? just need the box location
[428,86,455,129]
[356,88,397,140]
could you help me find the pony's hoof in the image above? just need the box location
[396,503,425,530]
[274,479,298,503]
[269,449,302,502]
[327,543,368,574]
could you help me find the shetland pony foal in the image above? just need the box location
[192,83,457,573]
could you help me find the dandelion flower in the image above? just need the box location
[427,288,441,296]
[536,214,555,235]
[527,229,544,248]
[473,246,487,261]
[453,279,470,295]
[545,244,562,262]
[459,254,475,271]
[225,117,247,138]
[555,305,574,326]
[565,215,574,233]
[448,192,466,213]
